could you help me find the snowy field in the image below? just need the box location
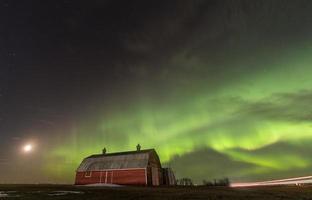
[1,184,312,199]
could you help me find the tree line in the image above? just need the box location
[176,177,230,187]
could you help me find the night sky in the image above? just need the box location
[1,0,312,184]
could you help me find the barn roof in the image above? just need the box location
[77,149,160,172]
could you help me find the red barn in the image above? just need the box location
[75,148,167,186]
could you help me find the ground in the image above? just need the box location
[0,184,312,200]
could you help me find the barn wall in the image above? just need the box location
[148,153,162,186]
[75,171,101,185]
[75,168,147,185]
[162,168,176,185]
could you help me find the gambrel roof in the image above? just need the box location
[77,149,161,172]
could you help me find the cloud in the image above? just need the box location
[166,148,257,183]
[169,141,312,183]
[227,141,312,180]
[162,90,312,183]
[236,90,312,122]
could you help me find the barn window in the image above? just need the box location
[85,171,92,178]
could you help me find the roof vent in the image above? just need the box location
[136,144,141,151]
[102,147,107,154]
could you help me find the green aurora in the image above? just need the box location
[3,1,312,184]
[45,42,312,183]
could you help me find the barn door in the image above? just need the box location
[152,167,160,186]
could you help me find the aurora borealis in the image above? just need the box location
[1,0,312,184]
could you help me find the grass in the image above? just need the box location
[1,184,312,199]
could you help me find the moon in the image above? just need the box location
[23,144,33,153]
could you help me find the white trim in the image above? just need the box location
[99,171,103,183]
[111,171,113,183]
[145,168,147,185]
[85,171,92,178]
[105,171,108,184]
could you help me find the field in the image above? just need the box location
[1,184,312,200]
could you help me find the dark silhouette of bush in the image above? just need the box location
[177,178,193,186]
[202,178,230,187]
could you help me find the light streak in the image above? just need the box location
[231,175,312,187]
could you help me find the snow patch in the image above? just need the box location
[80,183,123,187]
[0,192,8,198]
[0,191,20,198]
[47,191,84,196]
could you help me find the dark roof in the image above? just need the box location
[87,149,156,158]
[77,149,160,172]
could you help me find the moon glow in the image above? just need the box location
[23,144,33,153]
